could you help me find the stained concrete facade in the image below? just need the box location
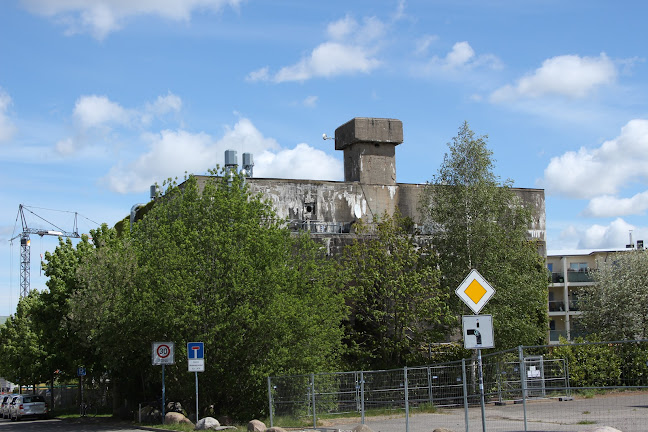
[194,117,546,255]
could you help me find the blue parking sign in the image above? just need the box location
[187,342,204,360]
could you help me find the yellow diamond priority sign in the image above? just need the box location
[456,269,495,314]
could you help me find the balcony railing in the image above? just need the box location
[567,270,594,283]
[550,273,564,283]
[549,300,565,312]
[288,220,350,234]
[549,271,594,283]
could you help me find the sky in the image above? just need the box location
[2,0,648,316]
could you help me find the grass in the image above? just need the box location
[268,404,439,429]
[577,420,597,425]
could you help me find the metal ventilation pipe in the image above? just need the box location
[242,152,254,177]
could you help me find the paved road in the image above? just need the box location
[0,417,147,432]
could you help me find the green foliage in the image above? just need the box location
[548,338,622,387]
[0,292,49,386]
[71,171,346,419]
[339,212,453,369]
[419,122,548,349]
[579,250,648,340]
[33,234,97,382]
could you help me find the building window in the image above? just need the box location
[569,262,588,272]
[547,263,553,272]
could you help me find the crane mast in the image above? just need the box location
[10,204,82,298]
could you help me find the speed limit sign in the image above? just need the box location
[152,342,175,365]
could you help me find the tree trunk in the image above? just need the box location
[50,373,55,411]
[112,377,120,417]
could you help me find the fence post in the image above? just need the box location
[310,373,316,429]
[518,346,528,432]
[267,377,273,428]
[404,366,409,432]
[565,358,572,398]
[360,371,365,425]
[462,358,469,432]
[427,366,434,405]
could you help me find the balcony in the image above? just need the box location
[568,299,580,312]
[567,270,593,283]
[550,273,564,283]
[549,300,565,312]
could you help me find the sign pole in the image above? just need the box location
[477,348,486,432]
[162,364,166,422]
[80,374,84,417]
[195,371,199,424]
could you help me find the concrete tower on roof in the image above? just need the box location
[335,117,403,185]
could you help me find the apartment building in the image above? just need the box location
[546,246,639,343]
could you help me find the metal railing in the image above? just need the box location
[269,339,648,432]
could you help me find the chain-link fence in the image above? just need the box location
[268,339,648,432]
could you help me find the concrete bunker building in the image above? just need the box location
[192,117,546,255]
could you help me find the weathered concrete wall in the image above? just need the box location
[242,178,545,253]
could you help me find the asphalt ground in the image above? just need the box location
[317,391,648,432]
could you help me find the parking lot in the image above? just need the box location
[321,391,648,432]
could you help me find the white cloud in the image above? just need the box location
[104,129,217,193]
[541,119,648,199]
[0,88,17,143]
[583,192,648,217]
[414,35,438,57]
[102,117,342,193]
[255,143,342,181]
[303,96,318,107]
[248,15,383,83]
[568,218,643,249]
[74,95,131,129]
[20,0,242,39]
[417,41,502,75]
[57,92,183,155]
[490,53,617,102]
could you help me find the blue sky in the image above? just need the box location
[2,0,648,315]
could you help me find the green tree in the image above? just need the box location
[73,171,347,419]
[579,250,648,340]
[0,292,49,390]
[340,212,453,369]
[420,122,548,348]
[34,235,96,383]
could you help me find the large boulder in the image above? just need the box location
[353,425,374,432]
[433,429,456,432]
[196,417,221,430]
[248,419,266,432]
[165,411,194,426]
[138,405,161,424]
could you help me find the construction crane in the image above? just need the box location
[10,204,82,298]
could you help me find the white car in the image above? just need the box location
[0,394,17,419]
[9,394,49,421]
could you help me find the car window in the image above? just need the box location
[23,395,45,403]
